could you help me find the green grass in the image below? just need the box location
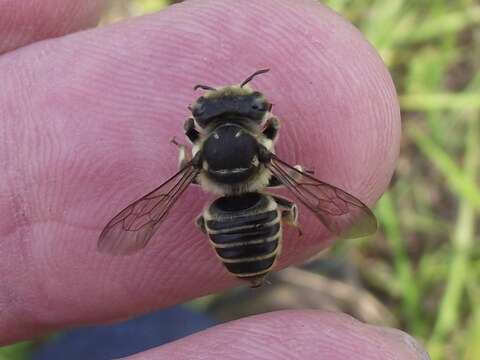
[376,193,425,336]
[428,117,478,357]
[0,342,32,360]
[133,0,170,13]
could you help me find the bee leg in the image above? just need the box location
[171,137,192,168]
[262,116,280,141]
[271,194,302,237]
[272,195,298,226]
[184,117,200,144]
[196,215,207,234]
[171,138,200,185]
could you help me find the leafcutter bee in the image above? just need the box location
[98,69,377,287]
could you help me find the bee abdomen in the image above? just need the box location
[206,213,281,279]
[223,254,277,277]
[212,234,280,277]
[209,222,280,244]
[214,235,279,259]
[207,210,277,232]
[204,193,282,286]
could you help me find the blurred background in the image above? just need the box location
[2,0,479,359]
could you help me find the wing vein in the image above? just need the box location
[98,163,199,255]
[267,155,377,239]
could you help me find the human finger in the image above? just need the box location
[0,0,400,344]
[0,0,106,54]
[127,310,428,360]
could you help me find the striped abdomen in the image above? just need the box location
[203,192,281,287]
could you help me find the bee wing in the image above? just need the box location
[267,155,377,239]
[98,164,199,255]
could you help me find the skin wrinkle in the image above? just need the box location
[0,180,46,343]
[368,326,431,360]
[0,0,400,345]
[128,226,205,300]
[228,324,302,360]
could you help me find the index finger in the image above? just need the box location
[0,0,400,344]
[0,0,106,54]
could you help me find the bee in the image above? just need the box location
[98,69,377,287]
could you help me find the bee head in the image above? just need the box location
[190,69,272,128]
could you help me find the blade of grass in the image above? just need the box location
[376,193,426,335]
[463,310,480,360]
[401,94,480,111]
[361,0,412,64]
[0,342,31,360]
[134,0,169,13]
[407,124,480,210]
[428,115,478,357]
[400,7,480,44]
[464,278,480,360]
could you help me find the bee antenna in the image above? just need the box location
[193,84,216,91]
[240,69,270,88]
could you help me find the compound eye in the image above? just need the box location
[193,97,206,115]
[251,96,267,112]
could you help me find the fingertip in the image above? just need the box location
[127,310,429,360]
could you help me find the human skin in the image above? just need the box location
[0,0,105,54]
[0,0,429,358]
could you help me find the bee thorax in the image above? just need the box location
[202,124,260,184]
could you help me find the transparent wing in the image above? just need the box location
[267,155,377,239]
[98,164,199,255]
